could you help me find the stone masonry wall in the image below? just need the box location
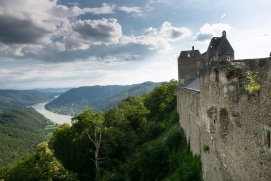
[178,58,271,181]
[177,88,201,155]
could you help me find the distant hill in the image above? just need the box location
[0,108,55,167]
[45,81,162,115]
[33,88,71,97]
[0,90,54,112]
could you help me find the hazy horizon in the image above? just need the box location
[1,80,164,90]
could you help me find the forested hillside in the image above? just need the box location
[0,90,54,111]
[45,81,162,115]
[1,81,202,181]
[0,108,55,168]
[34,88,71,97]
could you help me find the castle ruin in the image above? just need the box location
[177,31,271,180]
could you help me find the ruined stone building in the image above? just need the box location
[177,31,271,180]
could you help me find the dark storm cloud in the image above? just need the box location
[72,19,121,42]
[0,15,50,44]
[73,22,112,40]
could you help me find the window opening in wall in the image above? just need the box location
[215,70,219,82]
[266,131,270,147]
[263,125,271,151]
[206,105,217,135]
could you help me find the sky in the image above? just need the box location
[0,0,271,89]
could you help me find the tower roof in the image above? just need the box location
[207,31,234,58]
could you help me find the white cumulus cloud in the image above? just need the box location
[83,3,116,15]
[136,22,192,50]
[194,23,231,42]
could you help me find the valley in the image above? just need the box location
[0,82,162,168]
[45,81,162,115]
[0,81,202,180]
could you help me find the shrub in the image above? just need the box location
[203,145,209,153]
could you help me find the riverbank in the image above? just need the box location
[31,102,72,125]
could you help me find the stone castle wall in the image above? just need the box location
[178,88,201,154]
[177,58,271,180]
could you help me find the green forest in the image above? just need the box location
[0,108,55,168]
[0,81,202,181]
[0,90,54,112]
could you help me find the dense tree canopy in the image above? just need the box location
[1,81,202,181]
[0,108,55,168]
[4,142,78,181]
[0,90,53,111]
[144,80,178,120]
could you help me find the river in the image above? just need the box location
[31,102,73,125]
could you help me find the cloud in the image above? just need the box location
[124,54,142,61]
[193,33,213,42]
[137,22,191,50]
[261,33,270,37]
[157,22,191,40]
[0,1,116,43]
[72,19,122,43]
[0,53,177,89]
[0,0,118,57]
[49,3,115,17]
[0,15,51,44]
[37,21,191,62]
[83,3,116,15]
[119,6,142,14]
[63,18,122,50]
[0,0,191,63]
[194,23,231,42]
[0,0,69,46]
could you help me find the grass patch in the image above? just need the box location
[44,125,57,140]
[45,125,57,130]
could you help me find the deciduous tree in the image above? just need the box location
[72,109,105,181]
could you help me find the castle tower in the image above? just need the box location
[206,30,234,61]
[177,47,203,86]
